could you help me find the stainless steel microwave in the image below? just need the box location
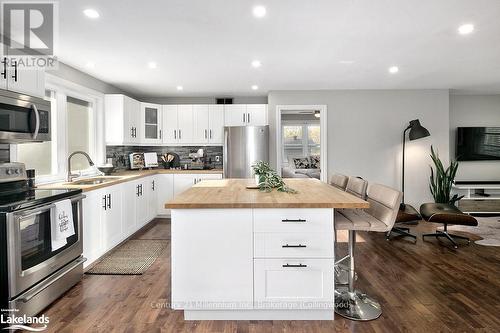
[0,89,51,143]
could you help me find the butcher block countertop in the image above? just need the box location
[166,178,369,209]
[37,169,223,192]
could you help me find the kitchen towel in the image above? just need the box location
[51,199,75,251]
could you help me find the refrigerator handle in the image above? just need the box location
[223,129,228,179]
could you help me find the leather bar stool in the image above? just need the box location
[335,177,368,285]
[334,183,402,321]
[330,173,349,191]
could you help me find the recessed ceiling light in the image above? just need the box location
[458,23,474,35]
[253,5,266,18]
[176,86,183,91]
[388,66,399,74]
[251,60,262,68]
[148,61,157,69]
[251,85,259,90]
[83,9,99,19]
[86,62,95,68]
[339,60,355,64]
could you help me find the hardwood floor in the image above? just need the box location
[41,218,500,332]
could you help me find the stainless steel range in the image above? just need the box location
[0,163,85,323]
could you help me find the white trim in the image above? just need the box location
[276,105,328,183]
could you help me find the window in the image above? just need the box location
[16,90,57,176]
[282,122,320,166]
[67,96,93,171]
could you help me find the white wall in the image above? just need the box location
[268,90,450,207]
[450,94,500,181]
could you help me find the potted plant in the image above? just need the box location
[429,146,463,205]
[251,161,297,193]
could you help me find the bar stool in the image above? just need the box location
[334,183,402,321]
[329,173,349,191]
[335,177,368,285]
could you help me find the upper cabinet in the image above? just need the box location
[105,95,266,146]
[105,94,141,145]
[0,43,45,98]
[141,103,162,144]
[224,104,267,127]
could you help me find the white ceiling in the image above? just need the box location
[57,0,500,97]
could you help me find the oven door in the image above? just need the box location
[0,91,51,143]
[6,195,83,299]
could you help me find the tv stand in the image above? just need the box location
[453,182,500,216]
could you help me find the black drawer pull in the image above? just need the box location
[281,219,306,223]
[282,244,306,248]
[282,263,307,268]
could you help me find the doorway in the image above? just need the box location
[276,105,327,182]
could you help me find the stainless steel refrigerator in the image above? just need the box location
[224,126,269,178]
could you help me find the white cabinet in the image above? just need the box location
[101,186,123,251]
[162,105,194,144]
[157,174,174,215]
[246,104,268,126]
[208,105,224,144]
[254,259,334,309]
[122,180,139,236]
[193,105,209,144]
[141,103,162,144]
[135,178,149,228]
[82,189,104,268]
[0,46,45,98]
[224,105,247,126]
[171,209,254,309]
[224,104,268,126]
[105,94,141,145]
[173,173,223,197]
[146,176,158,222]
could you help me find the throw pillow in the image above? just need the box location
[310,155,320,169]
[293,157,310,169]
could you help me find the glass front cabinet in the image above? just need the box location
[140,103,162,144]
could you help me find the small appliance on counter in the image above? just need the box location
[129,153,145,169]
[144,152,159,168]
[189,149,205,170]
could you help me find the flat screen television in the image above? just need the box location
[456,127,500,161]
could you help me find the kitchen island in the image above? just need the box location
[166,178,369,320]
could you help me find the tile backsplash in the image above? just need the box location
[106,145,223,170]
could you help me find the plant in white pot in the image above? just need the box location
[251,161,297,193]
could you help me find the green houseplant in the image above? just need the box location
[251,161,297,193]
[429,145,463,205]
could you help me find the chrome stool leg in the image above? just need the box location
[335,230,382,321]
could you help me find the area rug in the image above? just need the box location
[86,239,168,275]
[439,217,500,247]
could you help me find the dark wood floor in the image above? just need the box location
[41,218,500,332]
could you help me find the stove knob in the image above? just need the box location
[14,169,20,175]
[6,169,13,175]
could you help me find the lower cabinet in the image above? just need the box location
[101,186,123,251]
[253,258,334,309]
[157,174,174,215]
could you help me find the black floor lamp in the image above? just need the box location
[401,119,430,210]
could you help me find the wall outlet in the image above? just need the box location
[215,156,220,162]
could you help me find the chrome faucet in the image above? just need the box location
[67,151,95,182]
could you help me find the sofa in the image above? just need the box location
[282,155,321,179]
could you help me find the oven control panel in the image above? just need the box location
[0,163,27,183]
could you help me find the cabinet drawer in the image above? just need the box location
[458,199,500,212]
[253,209,333,233]
[254,233,333,258]
[254,258,334,309]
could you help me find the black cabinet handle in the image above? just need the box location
[102,196,107,210]
[174,130,176,139]
[282,244,307,248]
[243,113,246,123]
[1,57,6,79]
[281,219,306,223]
[136,185,140,197]
[209,129,212,139]
[139,184,143,196]
[159,130,162,139]
[204,129,207,139]
[247,113,250,123]
[179,130,182,139]
[107,194,111,209]
[282,263,307,268]
[11,60,18,81]
[152,180,155,191]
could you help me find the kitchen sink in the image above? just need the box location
[68,177,123,185]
